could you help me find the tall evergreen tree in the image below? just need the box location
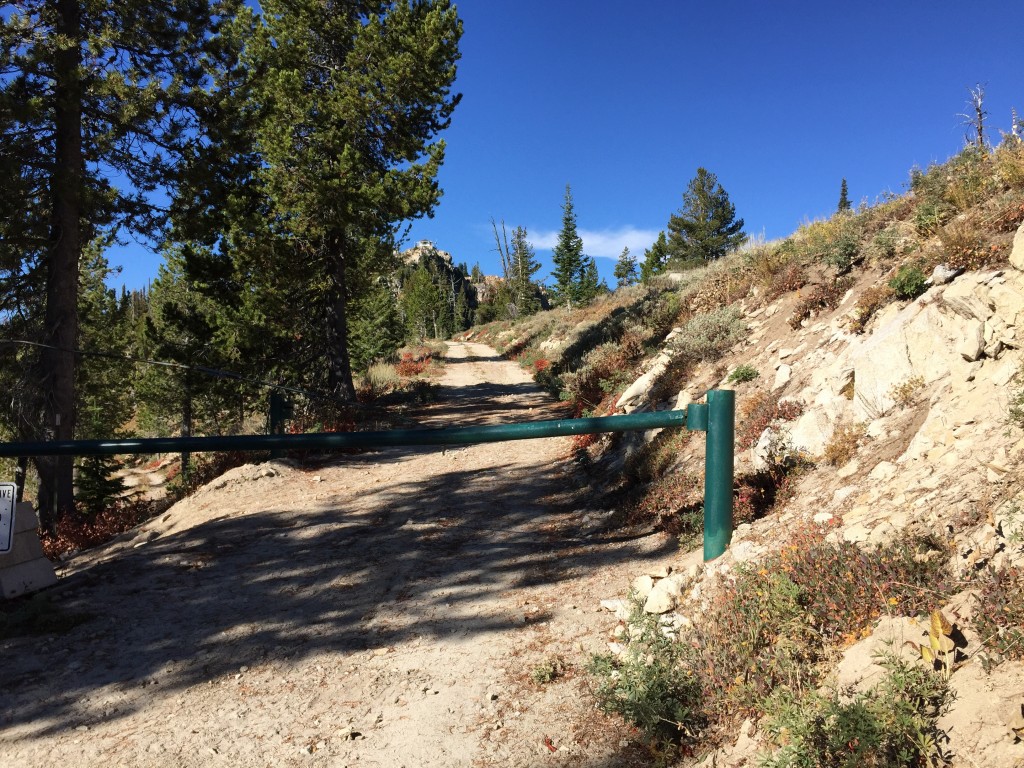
[577,256,604,304]
[137,249,243,476]
[613,247,638,287]
[246,0,462,400]
[837,177,852,212]
[75,246,132,514]
[348,279,404,373]
[0,0,232,525]
[550,184,586,307]
[640,231,670,283]
[666,168,745,266]
[508,226,541,317]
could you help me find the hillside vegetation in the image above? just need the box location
[457,138,1024,767]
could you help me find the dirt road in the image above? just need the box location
[0,342,679,767]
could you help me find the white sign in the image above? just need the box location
[0,482,15,553]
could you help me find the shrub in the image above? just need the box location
[759,657,951,768]
[912,146,996,233]
[727,363,759,384]
[746,240,809,303]
[39,498,156,560]
[848,284,895,334]
[688,528,951,724]
[788,276,855,329]
[1009,370,1024,429]
[944,145,996,212]
[793,216,864,273]
[993,194,1024,232]
[362,362,401,394]
[737,390,803,451]
[974,566,1024,662]
[588,600,705,742]
[560,342,635,413]
[588,527,953,754]
[889,375,925,408]
[395,353,429,377]
[671,306,746,363]
[888,264,928,300]
[822,421,864,466]
[936,221,997,272]
[994,138,1024,190]
[531,655,568,685]
[625,470,704,542]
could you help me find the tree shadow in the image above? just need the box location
[0,446,672,740]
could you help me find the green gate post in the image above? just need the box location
[703,389,735,561]
[268,392,291,460]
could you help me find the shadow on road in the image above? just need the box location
[0,359,675,747]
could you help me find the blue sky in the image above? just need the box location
[112,0,1024,290]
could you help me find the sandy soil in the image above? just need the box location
[0,342,680,768]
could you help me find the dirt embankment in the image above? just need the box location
[0,342,677,768]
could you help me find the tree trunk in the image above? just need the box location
[326,244,357,402]
[37,0,83,529]
[14,457,27,503]
[181,379,192,483]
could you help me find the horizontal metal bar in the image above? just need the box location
[0,408,691,458]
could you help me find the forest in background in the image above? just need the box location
[0,0,468,527]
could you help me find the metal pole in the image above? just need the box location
[0,409,690,458]
[703,388,735,561]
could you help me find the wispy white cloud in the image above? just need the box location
[528,226,661,259]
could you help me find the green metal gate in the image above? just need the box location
[0,390,735,560]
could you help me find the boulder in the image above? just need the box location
[943,275,994,322]
[939,661,1024,767]
[772,364,792,390]
[616,358,669,411]
[1010,221,1024,272]
[957,319,986,361]
[643,574,685,614]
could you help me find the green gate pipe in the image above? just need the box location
[703,389,735,562]
[0,392,736,559]
[0,409,690,458]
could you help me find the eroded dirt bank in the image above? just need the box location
[0,342,677,768]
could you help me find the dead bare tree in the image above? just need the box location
[490,218,512,280]
[958,84,988,148]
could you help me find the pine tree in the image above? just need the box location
[837,178,852,212]
[509,227,542,316]
[401,264,443,340]
[666,168,746,266]
[0,0,234,525]
[614,247,638,287]
[640,232,670,282]
[348,280,404,373]
[577,256,605,304]
[75,246,132,513]
[246,0,462,400]
[551,184,586,307]
[137,249,242,477]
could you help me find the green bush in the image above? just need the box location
[671,306,745,363]
[76,454,126,517]
[887,264,928,300]
[588,600,705,742]
[974,566,1024,662]
[587,521,955,751]
[728,363,760,384]
[759,657,950,768]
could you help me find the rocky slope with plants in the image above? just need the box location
[460,140,1024,766]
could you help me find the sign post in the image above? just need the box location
[0,482,14,553]
[0,492,57,599]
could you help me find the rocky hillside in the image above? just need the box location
[460,143,1024,766]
